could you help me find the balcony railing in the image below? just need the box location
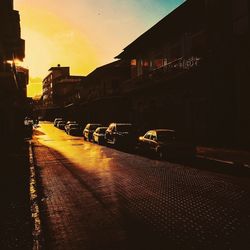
[120,56,201,93]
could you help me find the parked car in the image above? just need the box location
[65,121,78,131]
[105,123,135,147]
[137,129,196,160]
[83,123,102,141]
[54,118,63,126]
[93,127,108,144]
[57,121,66,130]
[65,123,81,135]
[24,117,33,138]
[24,117,34,126]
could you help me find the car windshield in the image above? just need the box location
[90,124,100,130]
[70,124,79,129]
[116,124,132,132]
[99,128,107,133]
[157,131,175,142]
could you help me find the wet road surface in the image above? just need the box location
[32,123,250,250]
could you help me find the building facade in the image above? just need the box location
[0,0,27,150]
[115,0,249,147]
[42,65,70,106]
[41,65,85,119]
[64,60,130,124]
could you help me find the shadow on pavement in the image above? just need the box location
[0,142,33,250]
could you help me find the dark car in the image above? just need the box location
[24,117,33,138]
[54,118,63,126]
[65,123,81,135]
[93,127,108,145]
[105,123,135,147]
[57,121,66,130]
[137,129,196,160]
[83,123,102,141]
[65,121,78,131]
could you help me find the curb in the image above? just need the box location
[29,141,43,250]
[197,154,250,169]
[197,155,234,165]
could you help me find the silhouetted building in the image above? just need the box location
[116,0,249,147]
[65,60,130,124]
[16,66,29,97]
[0,0,27,150]
[0,0,25,63]
[55,75,85,106]
[79,60,130,103]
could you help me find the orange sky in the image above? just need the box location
[15,1,99,97]
[14,0,184,97]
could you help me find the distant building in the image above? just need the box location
[116,0,249,147]
[54,75,85,106]
[64,60,130,123]
[41,64,85,119]
[42,65,70,106]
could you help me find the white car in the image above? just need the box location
[83,123,102,141]
[93,127,108,144]
[54,118,63,127]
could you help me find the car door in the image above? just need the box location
[142,131,152,153]
[105,124,113,142]
[149,131,158,152]
[93,128,99,142]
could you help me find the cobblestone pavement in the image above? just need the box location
[33,123,250,250]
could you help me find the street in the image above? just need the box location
[32,122,250,250]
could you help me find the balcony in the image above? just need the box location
[2,38,25,61]
[120,57,201,94]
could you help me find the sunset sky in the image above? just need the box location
[14,0,184,97]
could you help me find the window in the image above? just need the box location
[151,135,157,141]
[131,59,136,66]
[144,132,151,139]
[154,59,164,69]
[109,124,115,131]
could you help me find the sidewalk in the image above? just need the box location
[197,146,250,167]
[1,141,32,250]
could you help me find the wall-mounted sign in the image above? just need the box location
[164,56,201,70]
